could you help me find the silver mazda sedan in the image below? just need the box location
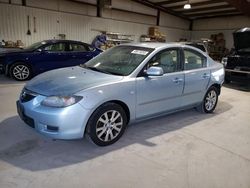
[17,43,224,146]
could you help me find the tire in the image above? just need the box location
[10,63,32,81]
[196,86,219,113]
[86,103,127,146]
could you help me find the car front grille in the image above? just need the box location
[20,88,38,103]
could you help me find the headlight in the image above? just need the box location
[41,96,83,108]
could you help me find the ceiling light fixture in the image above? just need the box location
[184,0,191,9]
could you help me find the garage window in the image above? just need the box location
[184,50,206,70]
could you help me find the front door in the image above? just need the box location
[136,48,184,119]
[33,42,68,73]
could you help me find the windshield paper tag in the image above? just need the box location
[131,50,149,55]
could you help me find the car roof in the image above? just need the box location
[42,39,88,44]
[121,42,205,52]
[122,42,187,49]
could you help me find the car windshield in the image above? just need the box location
[82,45,154,76]
[24,41,46,50]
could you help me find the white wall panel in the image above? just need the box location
[192,16,250,49]
[0,3,190,47]
[0,0,9,3]
[102,9,156,25]
[11,0,22,5]
[112,0,157,16]
[160,11,190,30]
[59,0,96,16]
[26,0,59,10]
[193,16,250,30]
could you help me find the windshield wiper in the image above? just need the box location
[80,64,123,76]
[85,66,113,75]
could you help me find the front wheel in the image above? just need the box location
[86,103,127,146]
[10,63,32,81]
[196,86,219,113]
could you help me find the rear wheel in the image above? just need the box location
[196,86,219,113]
[86,103,127,146]
[10,63,32,81]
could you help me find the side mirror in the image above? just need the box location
[146,66,164,76]
[36,48,43,52]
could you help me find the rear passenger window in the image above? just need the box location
[184,50,206,70]
[69,44,88,52]
[44,43,66,52]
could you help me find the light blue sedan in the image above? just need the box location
[16,43,224,146]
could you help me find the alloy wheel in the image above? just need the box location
[96,110,123,142]
[205,90,217,111]
[12,65,30,80]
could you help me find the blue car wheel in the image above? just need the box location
[86,103,128,146]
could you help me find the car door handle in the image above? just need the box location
[72,55,76,58]
[172,78,183,83]
[202,73,210,79]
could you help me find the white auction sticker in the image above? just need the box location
[131,50,149,55]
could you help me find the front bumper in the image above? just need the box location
[16,95,92,139]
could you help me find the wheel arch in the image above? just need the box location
[210,83,221,95]
[101,100,130,124]
[7,60,33,75]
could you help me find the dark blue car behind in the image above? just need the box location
[0,40,102,80]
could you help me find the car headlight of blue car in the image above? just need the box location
[42,96,83,108]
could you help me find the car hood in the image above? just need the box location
[0,49,32,56]
[25,66,123,96]
[233,27,250,50]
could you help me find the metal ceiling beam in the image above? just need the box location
[167,0,225,9]
[132,0,190,20]
[224,0,250,16]
[186,9,240,17]
[156,0,186,6]
[177,4,233,13]
[193,13,243,20]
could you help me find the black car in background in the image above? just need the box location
[222,28,250,84]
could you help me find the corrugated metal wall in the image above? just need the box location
[0,1,190,47]
[192,16,250,49]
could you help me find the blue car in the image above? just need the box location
[0,40,102,80]
[17,43,224,146]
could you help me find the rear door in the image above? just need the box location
[181,48,210,106]
[68,43,96,65]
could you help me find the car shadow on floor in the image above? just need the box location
[0,101,232,171]
[0,74,26,85]
[223,82,250,92]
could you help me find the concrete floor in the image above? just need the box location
[0,75,249,188]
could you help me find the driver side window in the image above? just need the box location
[147,49,179,74]
[44,43,66,52]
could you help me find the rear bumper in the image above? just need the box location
[225,69,250,84]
